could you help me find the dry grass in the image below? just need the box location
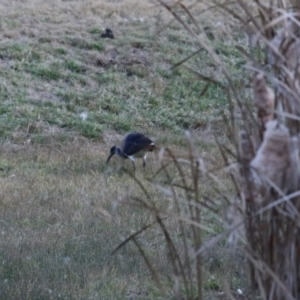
[0,137,228,299]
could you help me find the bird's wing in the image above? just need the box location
[122,133,154,156]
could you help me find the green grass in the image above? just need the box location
[28,64,62,80]
[0,1,245,141]
[64,59,87,73]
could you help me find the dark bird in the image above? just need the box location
[101,28,114,39]
[106,133,155,171]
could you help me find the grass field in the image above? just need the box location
[0,0,250,299]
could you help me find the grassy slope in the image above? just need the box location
[0,0,249,299]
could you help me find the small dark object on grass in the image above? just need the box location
[101,28,114,39]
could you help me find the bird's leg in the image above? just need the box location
[131,160,136,173]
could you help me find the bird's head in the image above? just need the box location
[106,146,120,164]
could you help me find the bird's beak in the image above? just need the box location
[106,153,114,164]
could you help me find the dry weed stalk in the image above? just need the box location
[161,0,300,298]
[252,73,275,136]
[235,1,300,299]
[113,142,208,300]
